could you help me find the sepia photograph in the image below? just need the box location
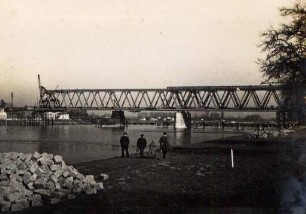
[0,0,305,213]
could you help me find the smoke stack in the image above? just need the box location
[38,74,42,99]
[11,92,13,108]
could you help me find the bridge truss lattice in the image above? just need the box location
[38,85,283,112]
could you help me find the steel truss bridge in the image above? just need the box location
[38,85,283,112]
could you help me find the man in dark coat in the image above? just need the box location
[120,132,130,158]
[137,134,147,158]
[159,132,170,159]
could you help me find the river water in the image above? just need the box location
[0,125,245,163]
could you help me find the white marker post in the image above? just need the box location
[231,149,234,168]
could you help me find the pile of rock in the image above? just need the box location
[248,130,279,139]
[0,152,104,212]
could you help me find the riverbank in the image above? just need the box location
[16,128,306,214]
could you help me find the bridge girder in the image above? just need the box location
[38,85,283,112]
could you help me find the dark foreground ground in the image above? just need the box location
[14,129,306,214]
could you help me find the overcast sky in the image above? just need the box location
[0,0,296,106]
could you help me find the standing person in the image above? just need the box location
[120,132,130,158]
[137,134,147,158]
[149,140,157,158]
[159,132,170,159]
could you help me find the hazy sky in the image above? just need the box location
[0,0,296,106]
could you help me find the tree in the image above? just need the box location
[258,2,306,123]
[0,100,8,108]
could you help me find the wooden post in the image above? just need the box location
[231,149,234,168]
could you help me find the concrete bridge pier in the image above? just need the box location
[175,112,187,129]
[175,111,191,130]
[276,110,288,129]
[111,110,126,126]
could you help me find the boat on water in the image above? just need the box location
[93,123,124,128]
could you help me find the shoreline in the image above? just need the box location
[17,129,305,213]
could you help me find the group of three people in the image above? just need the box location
[120,132,170,159]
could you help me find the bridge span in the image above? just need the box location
[38,84,283,112]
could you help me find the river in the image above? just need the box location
[0,125,247,163]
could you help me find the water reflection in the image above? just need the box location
[0,125,242,163]
[173,130,192,146]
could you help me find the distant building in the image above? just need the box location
[58,113,70,120]
[34,114,42,120]
[0,108,7,120]
[44,112,56,120]
[44,112,70,120]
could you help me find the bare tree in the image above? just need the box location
[258,2,306,123]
